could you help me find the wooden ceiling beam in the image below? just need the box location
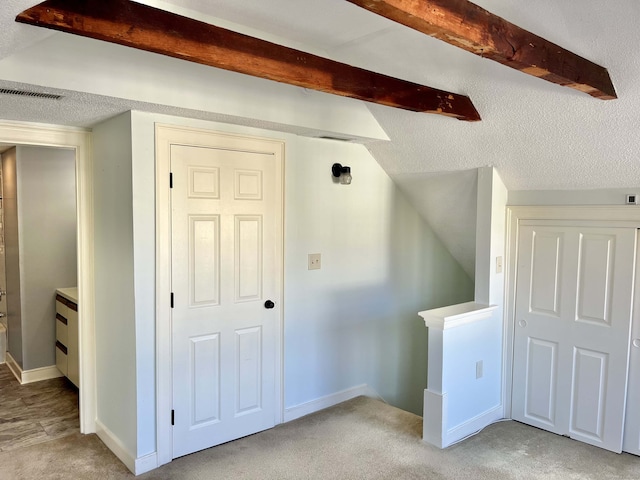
[348,0,616,100]
[15,0,481,121]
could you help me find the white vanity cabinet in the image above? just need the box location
[55,287,79,387]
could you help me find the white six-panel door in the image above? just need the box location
[170,141,280,459]
[512,223,636,453]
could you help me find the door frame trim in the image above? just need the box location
[155,123,285,467]
[623,235,640,455]
[0,120,95,433]
[503,205,640,419]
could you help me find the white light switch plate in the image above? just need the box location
[308,253,321,270]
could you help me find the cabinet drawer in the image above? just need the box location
[56,315,68,345]
[56,341,68,375]
[54,292,79,388]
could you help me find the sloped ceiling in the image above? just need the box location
[393,169,478,279]
[1,0,639,278]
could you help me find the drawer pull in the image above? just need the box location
[55,295,78,311]
[56,341,68,355]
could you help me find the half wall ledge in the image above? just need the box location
[419,302,498,331]
[418,302,499,448]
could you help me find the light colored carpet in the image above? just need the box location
[1,396,638,479]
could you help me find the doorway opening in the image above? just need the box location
[0,143,80,449]
[0,122,95,436]
[504,206,640,456]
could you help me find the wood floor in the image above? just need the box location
[0,363,79,452]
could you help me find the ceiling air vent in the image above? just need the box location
[0,88,63,100]
[316,135,353,142]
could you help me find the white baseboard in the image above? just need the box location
[423,388,504,448]
[22,365,64,384]
[423,389,446,448]
[0,323,5,364]
[284,384,382,423]
[96,419,136,474]
[5,352,64,384]
[444,404,504,447]
[96,419,158,476]
[134,452,159,475]
[5,352,21,382]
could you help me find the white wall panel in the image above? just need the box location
[571,348,608,441]
[188,166,219,199]
[576,235,614,325]
[93,113,138,457]
[190,216,220,306]
[530,232,562,317]
[191,334,221,425]
[235,216,262,302]
[525,338,558,426]
[234,170,262,200]
[236,326,262,414]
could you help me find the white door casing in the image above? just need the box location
[623,240,640,456]
[0,122,95,434]
[512,222,636,453]
[156,124,284,465]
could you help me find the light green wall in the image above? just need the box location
[92,111,474,459]
[92,112,138,456]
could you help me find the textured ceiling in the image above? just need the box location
[0,1,54,60]
[0,78,384,142]
[154,0,394,51]
[1,0,639,277]
[1,0,637,191]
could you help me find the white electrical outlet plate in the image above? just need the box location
[308,253,321,270]
[476,360,483,379]
[496,256,503,274]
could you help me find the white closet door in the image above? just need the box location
[170,139,281,459]
[513,224,636,453]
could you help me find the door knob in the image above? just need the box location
[264,300,275,309]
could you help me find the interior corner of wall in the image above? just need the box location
[473,165,508,306]
[362,105,391,142]
[474,168,493,304]
[491,168,508,200]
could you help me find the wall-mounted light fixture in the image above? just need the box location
[332,163,352,185]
